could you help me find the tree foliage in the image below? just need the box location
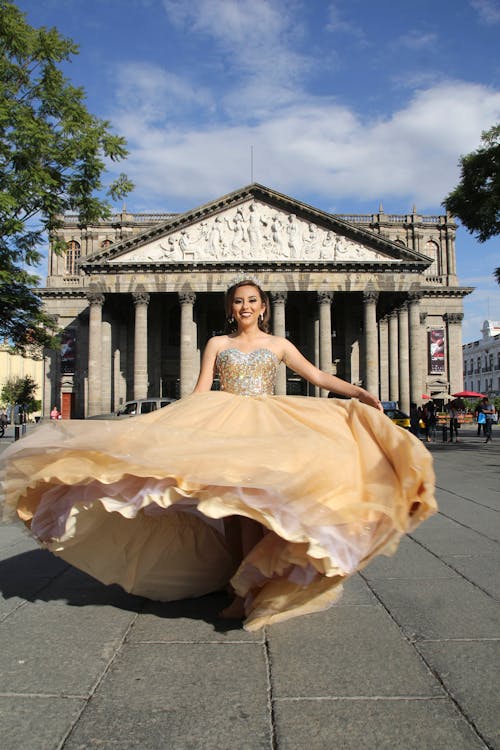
[0,0,133,351]
[0,374,38,411]
[444,124,500,243]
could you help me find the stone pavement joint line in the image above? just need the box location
[407,534,497,600]
[361,572,492,750]
[0,428,498,749]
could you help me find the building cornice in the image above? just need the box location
[79,258,430,275]
[420,286,474,298]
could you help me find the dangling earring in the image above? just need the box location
[259,313,264,323]
[228,316,235,324]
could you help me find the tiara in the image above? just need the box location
[228,273,261,288]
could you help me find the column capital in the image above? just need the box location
[133,291,150,306]
[444,312,464,324]
[270,291,287,304]
[87,292,105,307]
[419,311,428,325]
[317,290,333,305]
[179,291,196,306]
[363,289,379,303]
[398,301,409,312]
[408,290,423,303]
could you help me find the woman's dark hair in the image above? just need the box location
[225,279,271,333]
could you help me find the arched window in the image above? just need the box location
[100,239,113,249]
[65,240,81,275]
[424,240,440,276]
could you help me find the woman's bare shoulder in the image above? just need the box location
[205,334,230,353]
[264,335,291,359]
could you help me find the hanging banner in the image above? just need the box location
[60,330,76,374]
[428,328,445,374]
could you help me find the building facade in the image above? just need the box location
[462,320,500,397]
[40,184,472,418]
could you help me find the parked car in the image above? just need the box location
[383,407,410,429]
[116,398,176,417]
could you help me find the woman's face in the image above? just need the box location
[231,284,266,328]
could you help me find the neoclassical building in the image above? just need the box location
[462,320,500,397]
[40,183,471,418]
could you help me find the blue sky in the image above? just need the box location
[18,0,500,342]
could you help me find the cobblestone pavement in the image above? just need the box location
[0,425,499,749]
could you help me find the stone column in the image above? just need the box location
[179,292,196,397]
[43,350,57,418]
[87,292,105,417]
[388,312,399,402]
[446,227,457,278]
[398,302,410,414]
[408,292,423,406]
[271,292,287,395]
[133,292,150,400]
[101,320,112,413]
[444,312,464,395]
[363,290,379,397]
[378,316,389,402]
[419,311,428,396]
[113,322,128,412]
[313,316,320,397]
[317,291,333,397]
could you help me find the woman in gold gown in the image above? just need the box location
[0,279,436,631]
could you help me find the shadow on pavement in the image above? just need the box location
[0,547,241,633]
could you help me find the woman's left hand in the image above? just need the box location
[358,390,384,411]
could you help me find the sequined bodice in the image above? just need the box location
[216,348,279,396]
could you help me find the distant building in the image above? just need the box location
[39,184,472,418]
[462,320,500,396]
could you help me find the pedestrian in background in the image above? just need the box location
[448,399,461,443]
[475,401,486,437]
[480,397,495,444]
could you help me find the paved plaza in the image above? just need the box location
[0,424,499,749]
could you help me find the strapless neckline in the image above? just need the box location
[217,347,280,363]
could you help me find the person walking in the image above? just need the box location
[475,400,486,437]
[480,396,495,444]
[447,399,461,443]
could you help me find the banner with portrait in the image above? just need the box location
[428,328,445,374]
[60,330,76,374]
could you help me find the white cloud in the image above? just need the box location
[470,0,500,24]
[109,72,500,212]
[162,0,309,115]
[326,2,366,40]
[113,62,215,124]
[393,30,438,50]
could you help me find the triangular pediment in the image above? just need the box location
[81,184,431,269]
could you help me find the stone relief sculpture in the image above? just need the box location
[109,199,398,264]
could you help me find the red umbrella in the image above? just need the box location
[452,390,486,398]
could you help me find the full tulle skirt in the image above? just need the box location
[0,393,436,630]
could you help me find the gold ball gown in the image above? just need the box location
[0,348,436,631]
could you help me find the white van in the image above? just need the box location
[116,398,175,417]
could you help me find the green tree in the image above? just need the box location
[443,124,500,283]
[0,0,133,352]
[1,374,39,412]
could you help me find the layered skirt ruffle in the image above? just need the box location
[0,393,436,630]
